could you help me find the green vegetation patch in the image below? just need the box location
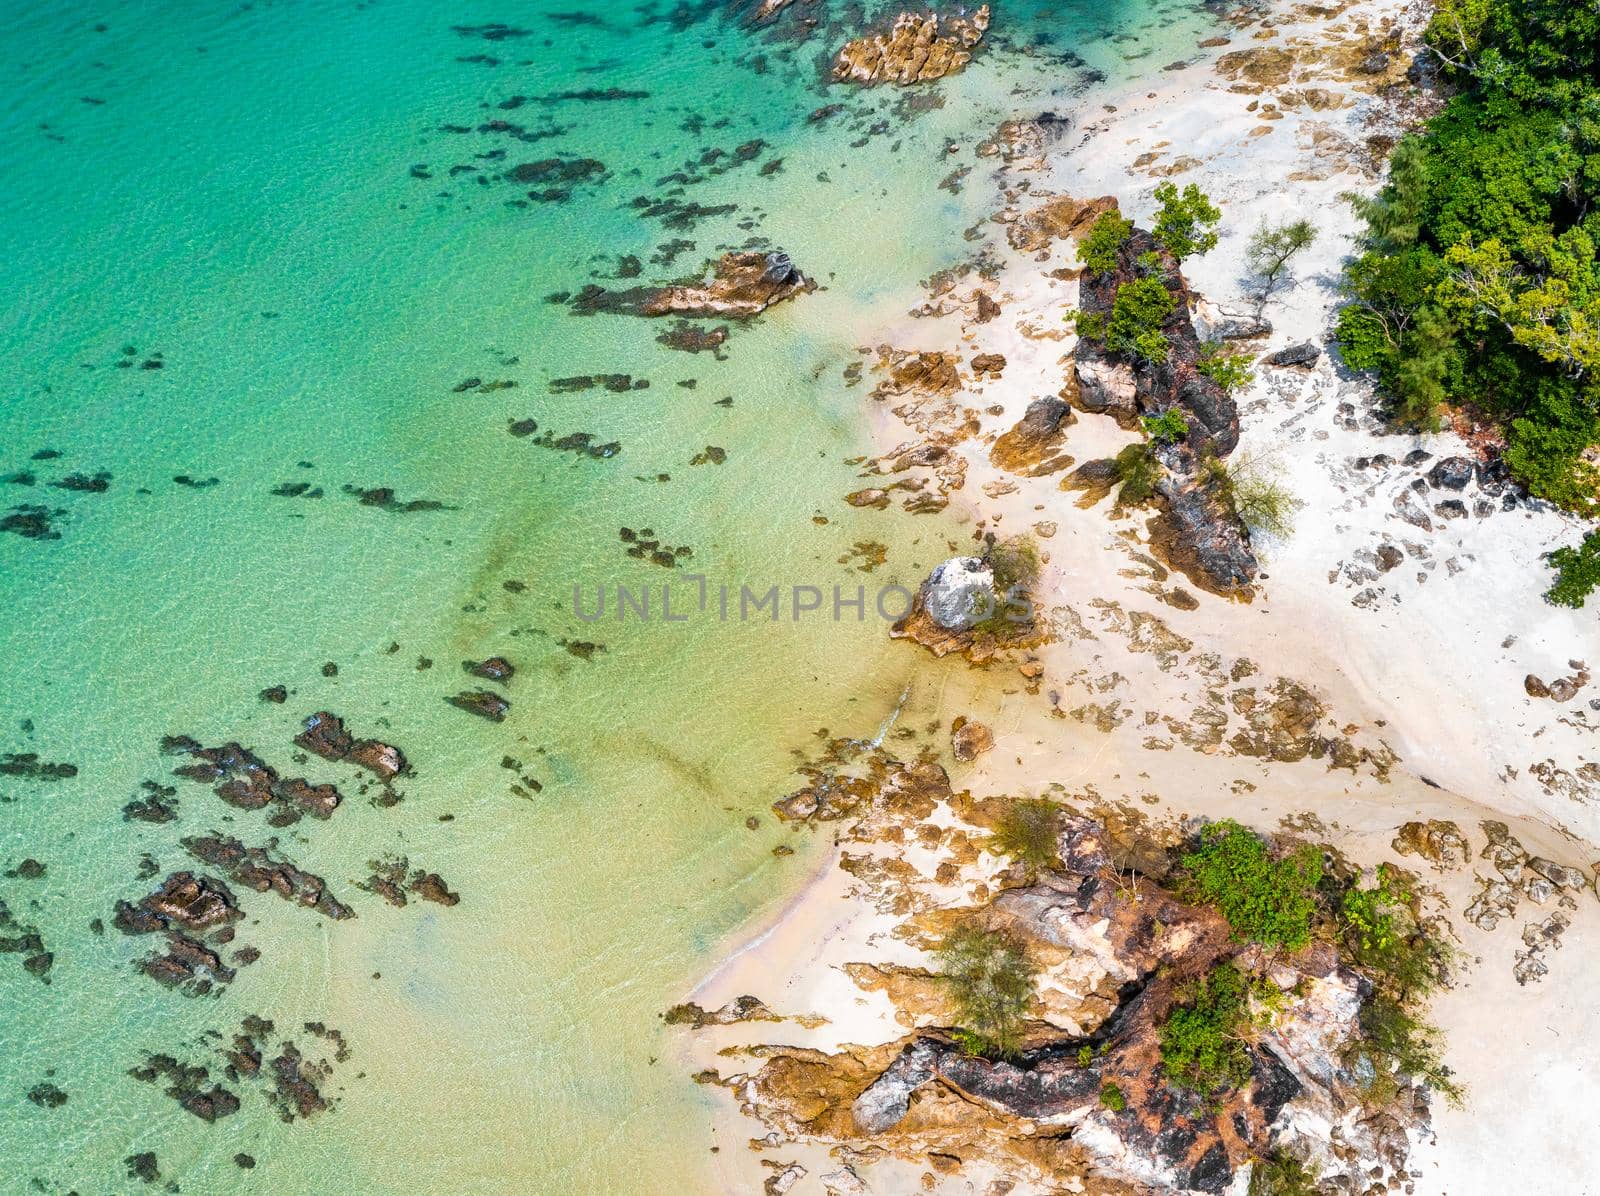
[1159,961,1271,1093]
[1180,820,1322,949]
[1337,0,1600,518]
[1105,277,1176,363]
[990,798,1062,872]
[1152,181,1221,262]
[1142,408,1189,445]
[1079,211,1134,275]
[1546,529,1600,608]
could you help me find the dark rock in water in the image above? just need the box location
[447,690,510,722]
[259,684,288,703]
[269,481,323,498]
[1,504,64,540]
[126,1152,160,1184]
[270,776,342,820]
[1427,456,1474,490]
[7,858,45,879]
[268,1044,329,1121]
[183,835,355,921]
[656,322,729,354]
[466,656,515,683]
[342,485,451,514]
[0,753,77,781]
[348,739,407,781]
[235,1154,257,1169]
[27,1081,67,1108]
[409,872,460,906]
[295,712,353,761]
[575,250,813,320]
[51,470,111,493]
[505,156,605,187]
[166,740,278,810]
[129,1054,240,1122]
[1264,341,1320,367]
[114,871,242,938]
[123,780,180,823]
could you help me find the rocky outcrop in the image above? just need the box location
[989,397,1075,476]
[1072,226,1257,593]
[721,812,1428,1196]
[114,872,247,995]
[917,557,994,631]
[832,8,990,86]
[569,251,812,320]
[183,835,354,921]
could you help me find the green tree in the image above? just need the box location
[1142,408,1188,445]
[1159,962,1263,1093]
[1245,218,1317,309]
[1152,182,1221,262]
[991,798,1062,872]
[937,925,1036,1059]
[1546,530,1600,607]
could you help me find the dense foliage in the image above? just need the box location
[1105,276,1177,363]
[1180,820,1323,949]
[1338,0,1600,513]
[1545,529,1600,607]
[1111,442,1160,505]
[937,924,1036,1059]
[1196,341,1256,394]
[1079,211,1134,274]
[1152,181,1222,262]
[1158,961,1266,1093]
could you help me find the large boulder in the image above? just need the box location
[919,557,995,630]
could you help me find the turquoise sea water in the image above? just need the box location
[0,2,1216,1191]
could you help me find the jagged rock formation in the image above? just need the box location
[1073,226,1259,593]
[832,8,990,86]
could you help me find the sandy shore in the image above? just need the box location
[682,1,1600,1192]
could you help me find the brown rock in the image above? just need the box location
[950,718,994,762]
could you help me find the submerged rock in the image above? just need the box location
[447,690,511,722]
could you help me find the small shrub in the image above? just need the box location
[1098,1082,1127,1112]
[972,536,1042,635]
[1351,991,1463,1107]
[1181,820,1322,949]
[1339,866,1451,1000]
[1159,961,1260,1093]
[1079,211,1134,274]
[937,925,1036,1060]
[1204,451,1302,538]
[991,798,1061,871]
[1142,408,1188,445]
[1077,1045,1094,1067]
[1248,1150,1322,1196]
[1196,341,1256,394]
[1112,442,1161,505]
[1546,530,1600,608]
[1152,181,1221,262]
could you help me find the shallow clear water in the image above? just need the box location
[0,2,1216,1191]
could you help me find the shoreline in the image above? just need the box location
[680,0,1600,1192]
